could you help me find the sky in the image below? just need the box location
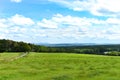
[0,0,120,44]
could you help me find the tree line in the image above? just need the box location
[0,39,120,56]
[0,39,63,53]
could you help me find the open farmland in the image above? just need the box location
[0,53,120,80]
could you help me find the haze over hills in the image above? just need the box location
[35,43,119,47]
[36,43,117,47]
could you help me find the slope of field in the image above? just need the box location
[0,53,120,80]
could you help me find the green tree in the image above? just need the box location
[18,42,31,52]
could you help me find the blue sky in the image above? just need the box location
[0,0,120,44]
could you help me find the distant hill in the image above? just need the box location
[36,43,97,47]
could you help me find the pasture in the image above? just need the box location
[0,52,120,80]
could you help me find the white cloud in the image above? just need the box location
[37,19,58,29]
[106,18,120,25]
[0,34,6,39]
[0,19,8,28]
[0,23,8,28]
[49,0,120,16]
[37,14,91,29]
[11,0,22,3]
[9,14,34,26]
[0,14,34,42]
[36,14,120,42]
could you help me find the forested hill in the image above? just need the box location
[0,39,120,55]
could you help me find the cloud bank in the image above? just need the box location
[0,14,120,43]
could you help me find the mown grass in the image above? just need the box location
[0,52,120,80]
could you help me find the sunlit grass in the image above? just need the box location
[0,52,120,80]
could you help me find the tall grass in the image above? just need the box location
[0,52,120,80]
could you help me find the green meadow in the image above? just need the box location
[0,52,120,80]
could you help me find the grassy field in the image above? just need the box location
[0,52,120,80]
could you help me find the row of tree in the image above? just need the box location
[0,39,120,55]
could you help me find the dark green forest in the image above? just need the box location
[0,39,120,55]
